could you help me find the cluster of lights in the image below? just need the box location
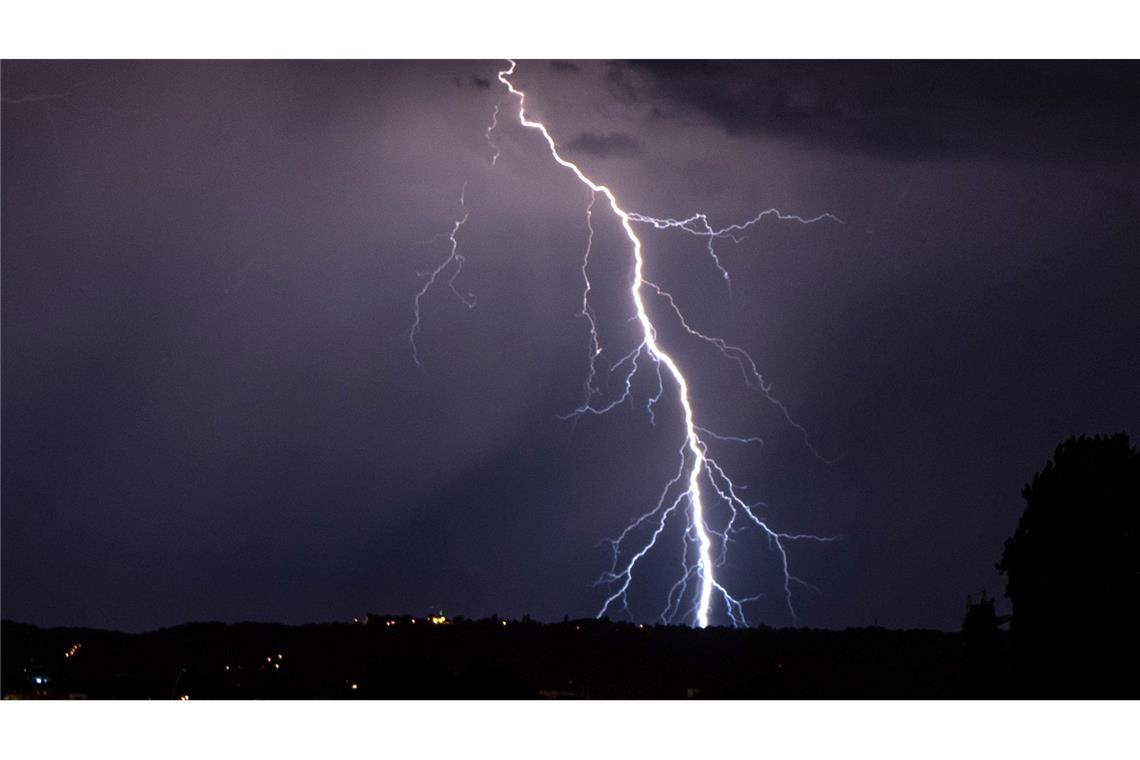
[217,655,287,677]
[363,615,452,626]
[63,643,82,659]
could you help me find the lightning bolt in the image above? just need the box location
[416,60,840,627]
[486,102,503,167]
[407,182,476,368]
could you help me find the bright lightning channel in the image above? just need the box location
[414,60,840,628]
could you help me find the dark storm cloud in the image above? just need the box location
[549,60,581,73]
[563,130,640,158]
[619,60,1140,163]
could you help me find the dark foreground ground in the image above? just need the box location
[0,616,1074,699]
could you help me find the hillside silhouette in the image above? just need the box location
[4,617,981,699]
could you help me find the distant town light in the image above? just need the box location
[350,683,358,690]
[178,694,190,701]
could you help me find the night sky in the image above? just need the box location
[3,60,1137,633]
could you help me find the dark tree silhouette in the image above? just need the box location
[960,593,1004,692]
[997,432,1139,694]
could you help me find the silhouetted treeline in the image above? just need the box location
[3,617,983,699]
